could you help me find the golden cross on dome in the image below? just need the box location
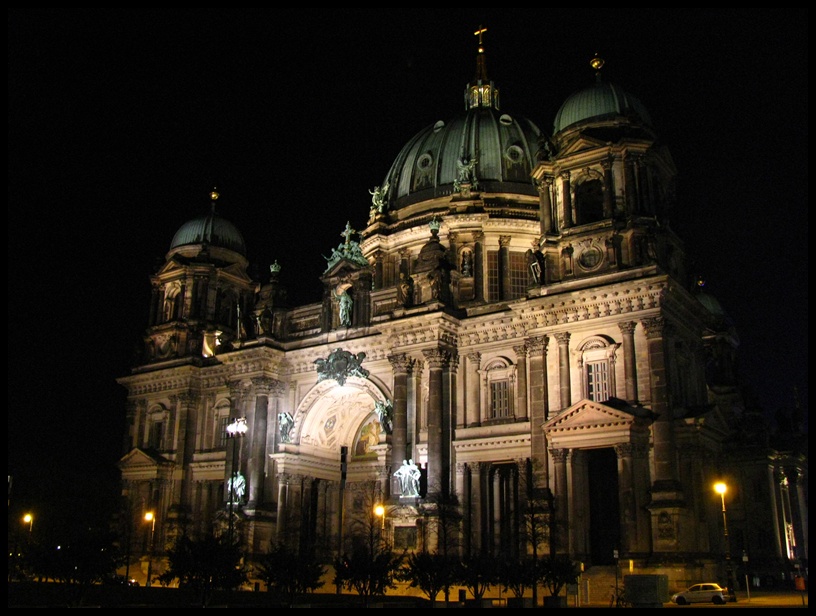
[474,25,487,50]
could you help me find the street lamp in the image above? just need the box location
[226,417,248,548]
[714,482,736,601]
[374,504,385,530]
[144,511,156,587]
[23,513,33,534]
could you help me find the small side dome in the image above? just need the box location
[170,189,247,256]
[553,54,652,135]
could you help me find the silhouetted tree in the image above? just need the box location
[539,554,580,600]
[498,555,538,601]
[458,551,497,601]
[332,481,404,606]
[517,458,554,604]
[256,542,326,605]
[397,551,456,607]
[420,488,463,605]
[156,533,248,606]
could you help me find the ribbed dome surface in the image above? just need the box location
[554,76,652,135]
[170,210,246,256]
[378,106,543,211]
[697,291,726,317]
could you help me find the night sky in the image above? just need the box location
[8,9,807,531]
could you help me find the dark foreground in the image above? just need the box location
[8,582,808,608]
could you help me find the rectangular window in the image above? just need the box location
[487,251,499,301]
[586,361,610,402]
[149,421,164,450]
[490,380,511,419]
[218,416,230,448]
[509,252,527,299]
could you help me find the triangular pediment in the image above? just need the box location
[543,398,653,450]
[118,447,170,480]
[323,258,367,280]
[558,134,608,157]
[544,398,640,432]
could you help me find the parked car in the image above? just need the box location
[670,583,728,605]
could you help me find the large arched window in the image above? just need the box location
[482,357,517,420]
[574,171,605,226]
[577,335,620,402]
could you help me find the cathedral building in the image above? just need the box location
[117,32,807,591]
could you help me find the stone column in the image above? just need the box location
[388,353,413,472]
[618,321,639,403]
[514,344,528,421]
[499,235,511,301]
[554,332,572,411]
[551,448,569,554]
[225,381,245,492]
[492,467,502,553]
[527,336,550,487]
[423,348,449,496]
[642,317,680,490]
[248,377,277,506]
[473,231,485,302]
[176,392,199,511]
[625,156,638,216]
[373,251,384,290]
[601,158,614,218]
[615,443,636,553]
[471,462,485,554]
[632,443,652,552]
[276,473,291,543]
[448,232,460,270]
[537,175,555,235]
[560,171,572,229]
[464,352,481,427]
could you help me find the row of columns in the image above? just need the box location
[536,154,651,236]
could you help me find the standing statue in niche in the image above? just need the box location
[278,411,294,443]
[337,291,353,327]
[394,459,421,497]
[460,251,472,277]
[398,274,414,307]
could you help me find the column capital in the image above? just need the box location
[553,331,571,345]
[641,316,665,339]
[526,335,549,354]
[388,353,414,374]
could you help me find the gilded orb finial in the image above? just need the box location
[590,53,605,71]
[210,187,220,202]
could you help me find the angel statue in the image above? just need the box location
[369,182,390,217]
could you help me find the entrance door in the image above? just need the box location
[587,448,620,565]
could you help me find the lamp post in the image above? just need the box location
[226,417,248,548]
[714,482,736,601]
[23,513,33,534]
[374,504,385,530]
[144,511,156,587]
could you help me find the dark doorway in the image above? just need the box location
[587,448,620,565]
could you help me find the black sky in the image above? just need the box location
[8,9,808,529]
